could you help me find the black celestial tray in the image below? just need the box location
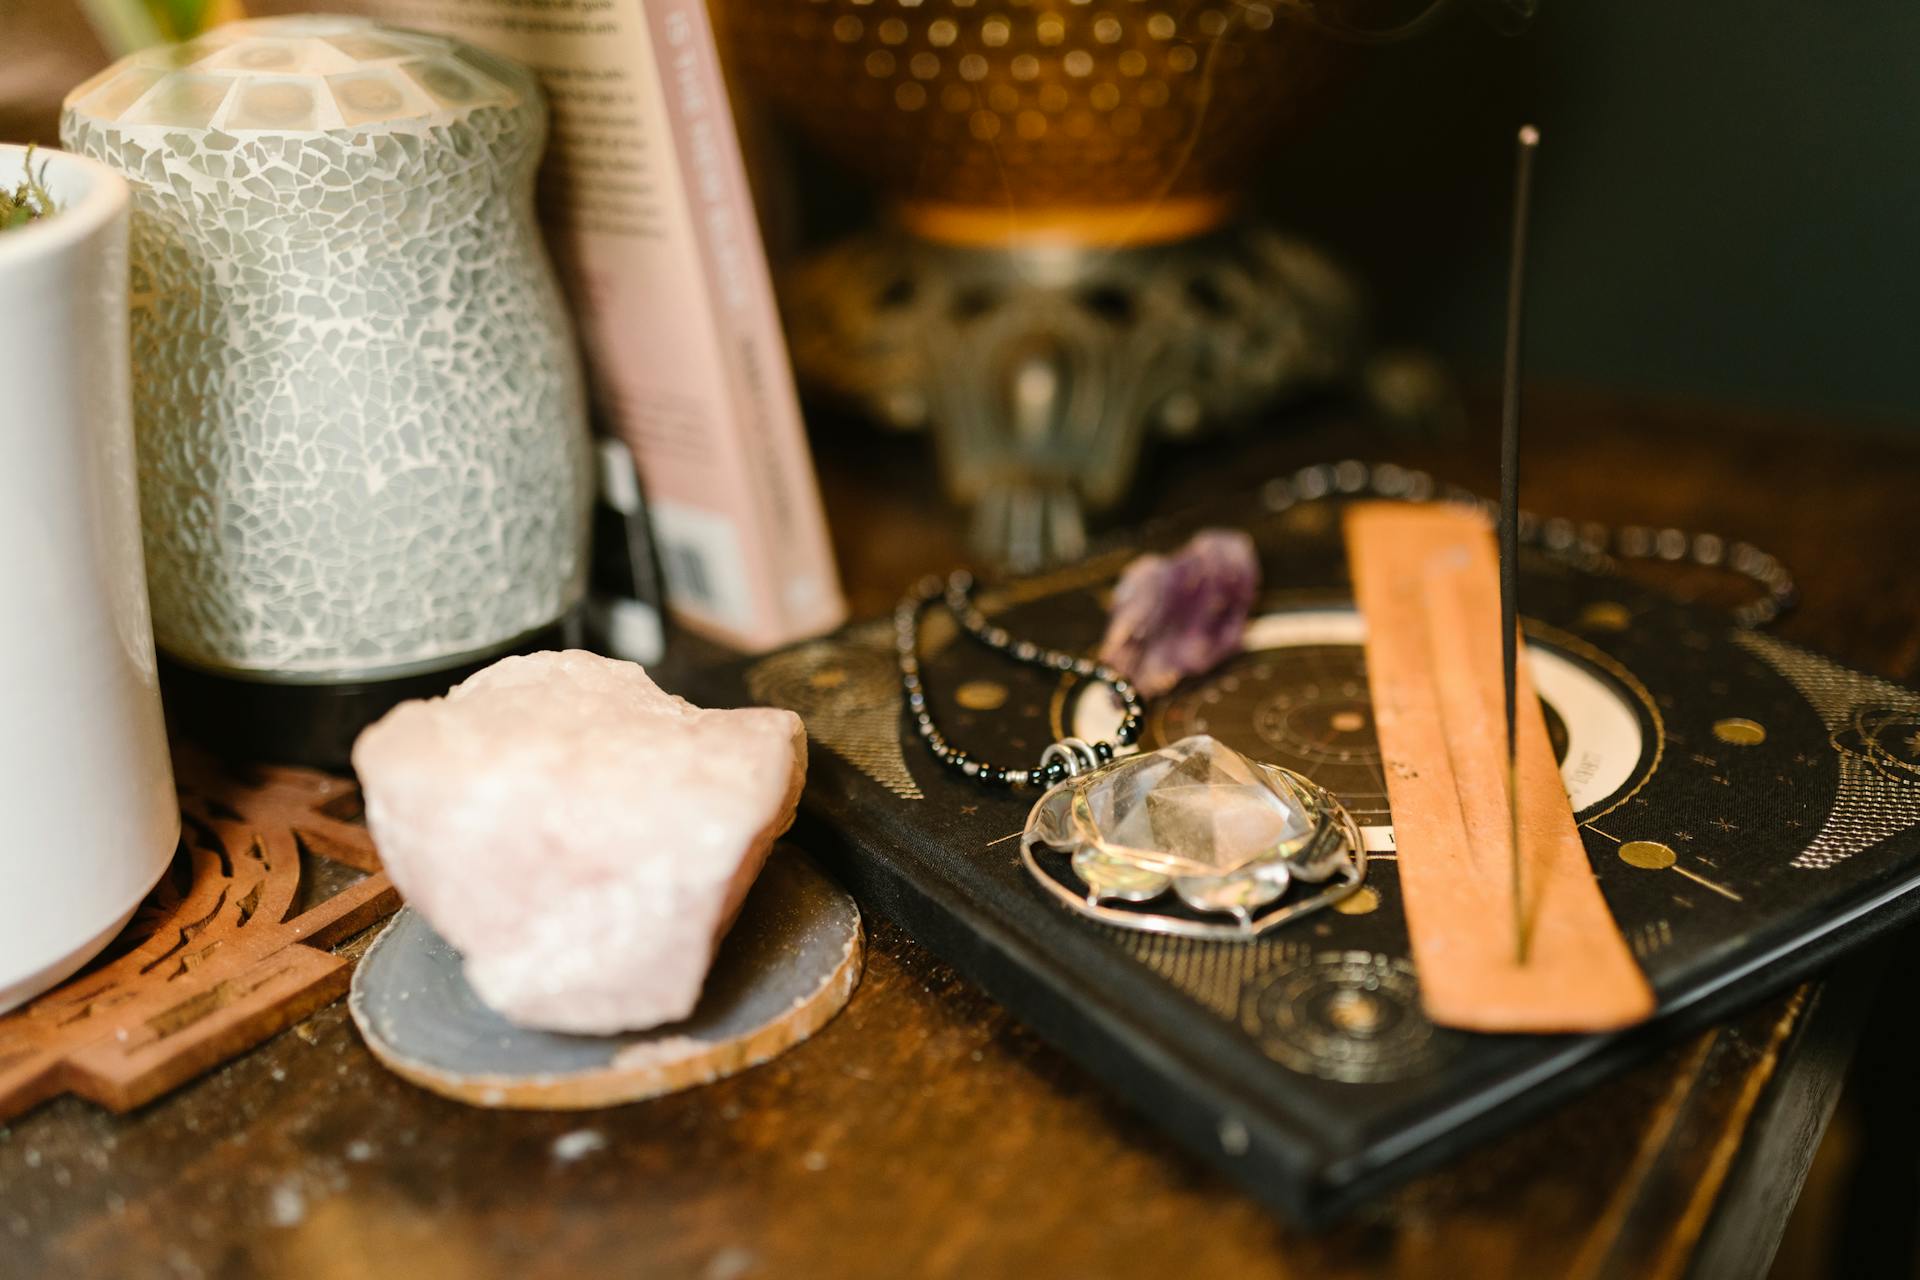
[696,490,1920,1224]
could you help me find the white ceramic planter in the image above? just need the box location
[0,144,178,1014]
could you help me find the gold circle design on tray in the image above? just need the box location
[955,680,1011,711]
[1332,885,1381,916]
[1239,952,1455,1084]
[1578,601,1633,632]
[1619,840,1679,870]
[1323,988,1385,1036]
[1713,717,1768,746]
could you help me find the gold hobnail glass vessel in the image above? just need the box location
[717,0,1354,248]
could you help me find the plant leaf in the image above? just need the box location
[158,0,215,39]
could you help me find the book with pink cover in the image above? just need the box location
[320,0,846,651]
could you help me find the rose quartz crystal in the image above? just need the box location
[353,650,806,1035]
[1098,529,1260,697]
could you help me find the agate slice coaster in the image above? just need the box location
[349,848,860,1108]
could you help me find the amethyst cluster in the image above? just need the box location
[1097,529,1260,697]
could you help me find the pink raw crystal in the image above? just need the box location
[1097,529,1260,697]
[352,650,806,1035]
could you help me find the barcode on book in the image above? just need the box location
[666,542,712,603]
[649,499,755,633]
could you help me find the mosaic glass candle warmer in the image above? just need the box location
[61,16,591,763]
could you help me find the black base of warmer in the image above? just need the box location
[160,612,583,771]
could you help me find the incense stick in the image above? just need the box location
[1502,124,1539,965]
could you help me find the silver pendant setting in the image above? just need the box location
[1020,735,1365,940]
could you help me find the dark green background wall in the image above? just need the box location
[15,1,1911,425]
[1272,0,1920,426]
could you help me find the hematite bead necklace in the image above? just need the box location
[895,570,1145,789]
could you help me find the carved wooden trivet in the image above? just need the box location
[0,751,398,1122]
[351,847,862,1109]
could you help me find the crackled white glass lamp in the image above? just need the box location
[61,16,590,762]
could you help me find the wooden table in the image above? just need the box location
[2,391,1914,1279]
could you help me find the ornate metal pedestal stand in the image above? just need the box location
[785,224,1363,569]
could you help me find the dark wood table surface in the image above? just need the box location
[3,390,1916,1280]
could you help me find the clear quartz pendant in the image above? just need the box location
[1172,862,1290,920]
[1070,847,1171,902]
[1021,735,1364,939]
